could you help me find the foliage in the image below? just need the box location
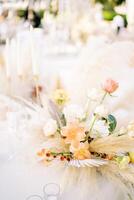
[94,0,126,22]
[17,9,45,28]
[95,0,125,7]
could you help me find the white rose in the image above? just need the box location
[43,119,58,137]
[93,120,109,137]
[63,104,84,122]
[87,88,100,101]
[94,105,108,117]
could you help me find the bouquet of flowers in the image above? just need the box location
[26,78,133,199]
[37,79,132,163]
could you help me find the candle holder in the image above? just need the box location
[33,75,41,105]
[26,195,43,200]
[43,183,60,200]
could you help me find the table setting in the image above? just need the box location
[1,1,134,200]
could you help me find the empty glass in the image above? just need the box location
[26,195,43,200]
[43,183,60,200]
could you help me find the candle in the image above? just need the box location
[32,52,39,77]
[30,26,41,104]
[127,0,134,26]
[5,38,11,79]
[58,0,64,14]
[16,34,23,77]
[10,38,17,76]
[30,26,39,77]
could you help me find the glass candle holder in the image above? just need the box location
[26,195,43,200]
[43,183,60,200]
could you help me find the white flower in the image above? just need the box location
[43,119,58,137]
[93,120,109,137]
[94,105,108,117]
[112,15,124,29]
[63,104,84,122]
[87,88,100,101]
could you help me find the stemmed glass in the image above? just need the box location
[43,183,60,200]
[26,195,43,200]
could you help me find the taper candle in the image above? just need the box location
[30,26,39,77]
[16,34,23,77]
[5,38,11,79]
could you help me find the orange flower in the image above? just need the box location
[103,79,119,93]
[70,142,91,160]
[61,122,86,144]
[37,149,46,157]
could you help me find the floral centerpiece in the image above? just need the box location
[37,79,128,164]
[34,78,134,199]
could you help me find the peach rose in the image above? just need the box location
[103,79,119,93]
[61,122,86,144]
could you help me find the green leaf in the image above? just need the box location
[108,114,117,133]
[102,10,116,21]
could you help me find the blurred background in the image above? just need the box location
[0,0,134,99]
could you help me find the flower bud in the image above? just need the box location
[103,79,119,93]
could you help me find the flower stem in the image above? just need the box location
[90,92,107,131]
[51,151,72,156]
[128,193,133,200]
[100,91,107,104]
[89,114,97,132]
[85,91,108,141]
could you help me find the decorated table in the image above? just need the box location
[0,39,134,200]
[1,1,134,200]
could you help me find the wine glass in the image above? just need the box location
[26,195,43,200]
